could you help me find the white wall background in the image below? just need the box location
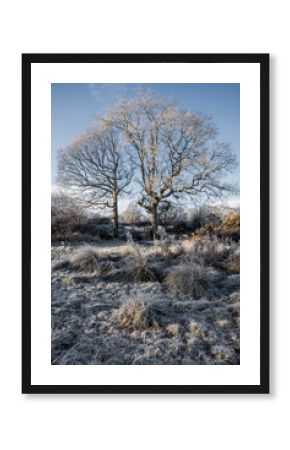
[0,1,286,449]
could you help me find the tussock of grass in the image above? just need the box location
[211,345,234,362]
[165,264,219,299]
[69,247,99,272]
[52,245,116,275]
[227,257,240,274]
[98,260,115,274]
[187,320,202,335]
[166,323,180,337]
[52,258,70,271]
[195,238,231,266]
[65,273,98,284]
[147,262,167,282]
[125,259,158,282]
[124,242,159,282]
[215,319,229,329]
[183,236,238,271]
[158,239,184,259]
[111,299,160,331]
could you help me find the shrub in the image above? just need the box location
[171,220,193,234]
[95,225,114,240]
[165,264,219,299]
[79,220,113,240]
[51,191,85,238]
[127,229,148,241]
[79,215,107,234]
[189,206,222,232]
[216,210,240,241]
[158,203,186,227]
[221,210,240,232]
[194,209,240,241]
[52,231,101,243]
[96,217,111,225]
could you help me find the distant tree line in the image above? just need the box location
[51,190,240,243]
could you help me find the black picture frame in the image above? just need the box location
[22,53,269,394]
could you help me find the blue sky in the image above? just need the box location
[51,83,240,208]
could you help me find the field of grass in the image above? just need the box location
[51,234,240,365]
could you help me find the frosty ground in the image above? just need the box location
[51,236,240,365]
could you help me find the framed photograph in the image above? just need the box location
[22,53,269,394]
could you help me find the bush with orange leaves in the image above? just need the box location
[193,209,240,242]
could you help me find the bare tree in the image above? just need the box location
[120,202,145,225]
[58,124,132,237]
[104,92,237,237]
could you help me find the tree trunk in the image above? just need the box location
[150,202,158,240]
[112,190,118,238]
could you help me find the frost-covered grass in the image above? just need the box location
[165,264,220,299]
[51,236,240,365]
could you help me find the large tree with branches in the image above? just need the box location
[104,92,237,237]
[58,124,132,237]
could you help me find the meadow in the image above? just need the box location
[51,209,240,365]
